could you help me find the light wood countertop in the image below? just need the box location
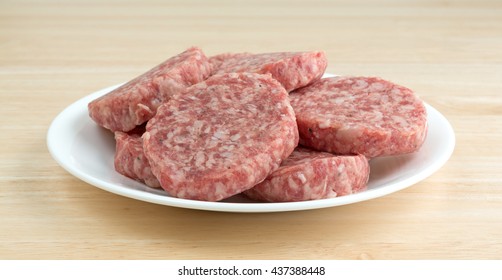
[1,0,501,259]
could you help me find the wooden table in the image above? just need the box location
[1,0,501,259]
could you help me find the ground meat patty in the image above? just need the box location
[114,131,160,188]
[210,51,327,92]
[88,47,212,132]
[289,76,428,158]
[244,147,369,202]
[143,72,299,201]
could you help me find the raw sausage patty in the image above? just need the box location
[143,73,299,201]
[289,76,428,158]
[210,51,327,92]
[88,47,212,132]
[244,147,369,202]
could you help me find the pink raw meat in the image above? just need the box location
[143,72,298,201]
[88,47,212,132]
[244,147,369,202]
[210,51,327,92]
[289,76,428,158]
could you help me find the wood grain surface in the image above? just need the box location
[1,0,501,259]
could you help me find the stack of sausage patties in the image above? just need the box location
[88,47,427,202]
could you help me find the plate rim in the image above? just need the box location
[47,81,455,213]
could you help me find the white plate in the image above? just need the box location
[47,79,455,213]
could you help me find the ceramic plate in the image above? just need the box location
[47,77,455,213]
